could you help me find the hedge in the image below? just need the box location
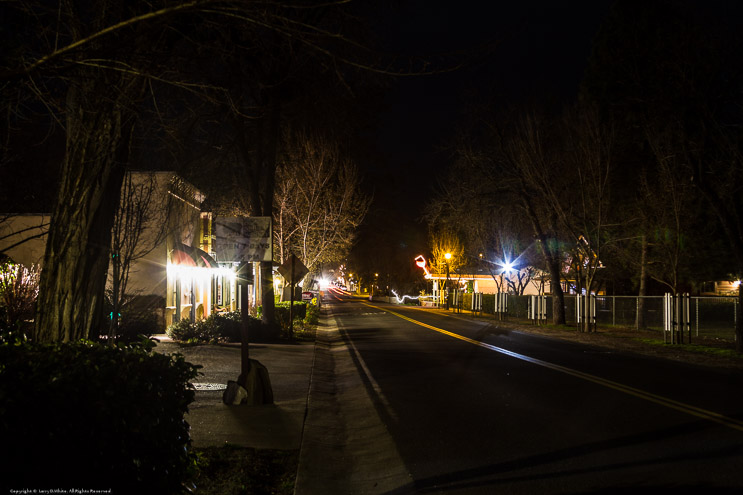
[0,339,200,492]
[166,311,263,344]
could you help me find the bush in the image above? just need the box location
[274,301,307,322]
[0,262,39,343]
[167,317,202,343]
[200,311,244,343]
[99,295,164,344]
[117,308,162,341]
[274,301,308,334]
[166,311,265,344]
[0,339,200,492]
[304,300,320,325]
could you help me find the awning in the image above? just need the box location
[169,243,219,268]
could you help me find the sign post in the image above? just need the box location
[216,216,274,405]
[278,254,309,339]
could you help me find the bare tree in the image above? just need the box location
[2,0,412,342]
[688,126,743,351]
[107,172,172,340]
[0,215,50,257]
[0,262,40,340]
[561,107,615,330]
[639,138,694,295]
[274,130,369,278]
[497,110,570,325]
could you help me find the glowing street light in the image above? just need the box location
[502,260,514,273]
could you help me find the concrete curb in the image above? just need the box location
[294,308,412,494]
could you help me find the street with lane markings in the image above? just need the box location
[322,288,743,493]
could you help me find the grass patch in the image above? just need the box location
[541,323,580,332]
[192,444,297,494]
[633,337,742,359]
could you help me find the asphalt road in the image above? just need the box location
[323,290,743,494]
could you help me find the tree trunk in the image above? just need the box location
[257,95,280,328]
[520,194,566,326]
[547,250,566,325]
[108,253,121,343]
[259,260,275,327]
[34,77,134,343]
[737,278,743,353]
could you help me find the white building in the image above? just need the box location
[0,171,252,330]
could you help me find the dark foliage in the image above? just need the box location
[98,295,164,343]
[166,311,263,344]
[304,301,319,325]
[0,338,200,493]
[193,445,297,494]
[198,311,244,343]
[274,301,307,326]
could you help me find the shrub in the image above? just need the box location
[274,302,307,330]
[117,296,165,342]
[166,311,265,344]
[167,317,201,343]
[240,312,267,342]
[0,262,39,343]
[292,318,316,341]
[304,301,320,325]
[0,338,200,492]
[117,308,162,341]
[99,295,164,344]
[200,311,244,343]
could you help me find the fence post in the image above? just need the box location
[684,293,691,343]
[612,296,616,327]
[528,295,547,325]
[495,292,508,321]
[528,295,536,323]
[663,292,672,344]
[472,292,482,316]
[675,293,682,344]
[590,294,597,332]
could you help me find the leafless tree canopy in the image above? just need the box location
[274,129,369,276]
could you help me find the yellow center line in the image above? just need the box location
[363,302,743,433]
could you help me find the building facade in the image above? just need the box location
[0,171,254,331]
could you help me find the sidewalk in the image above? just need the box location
[154,304,413,494]
[154,335,315,450]
[294,309,411,494]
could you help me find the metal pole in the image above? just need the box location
[612,296,616,328]
[445,262,450,310]
[686,293,691,344]
[289,255,295,339]
[238,264,251,388]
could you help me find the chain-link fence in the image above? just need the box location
[443,291,738,343]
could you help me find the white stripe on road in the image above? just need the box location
[364,302,743,433]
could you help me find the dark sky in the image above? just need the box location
[352,0,612,262]
[358,0,613,248]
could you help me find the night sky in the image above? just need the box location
[0,0,614,271]
[358,0,613,252]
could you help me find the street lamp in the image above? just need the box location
[444,252,451,310]
[370,272,378,300]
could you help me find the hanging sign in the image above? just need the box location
[214,216,272,262]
